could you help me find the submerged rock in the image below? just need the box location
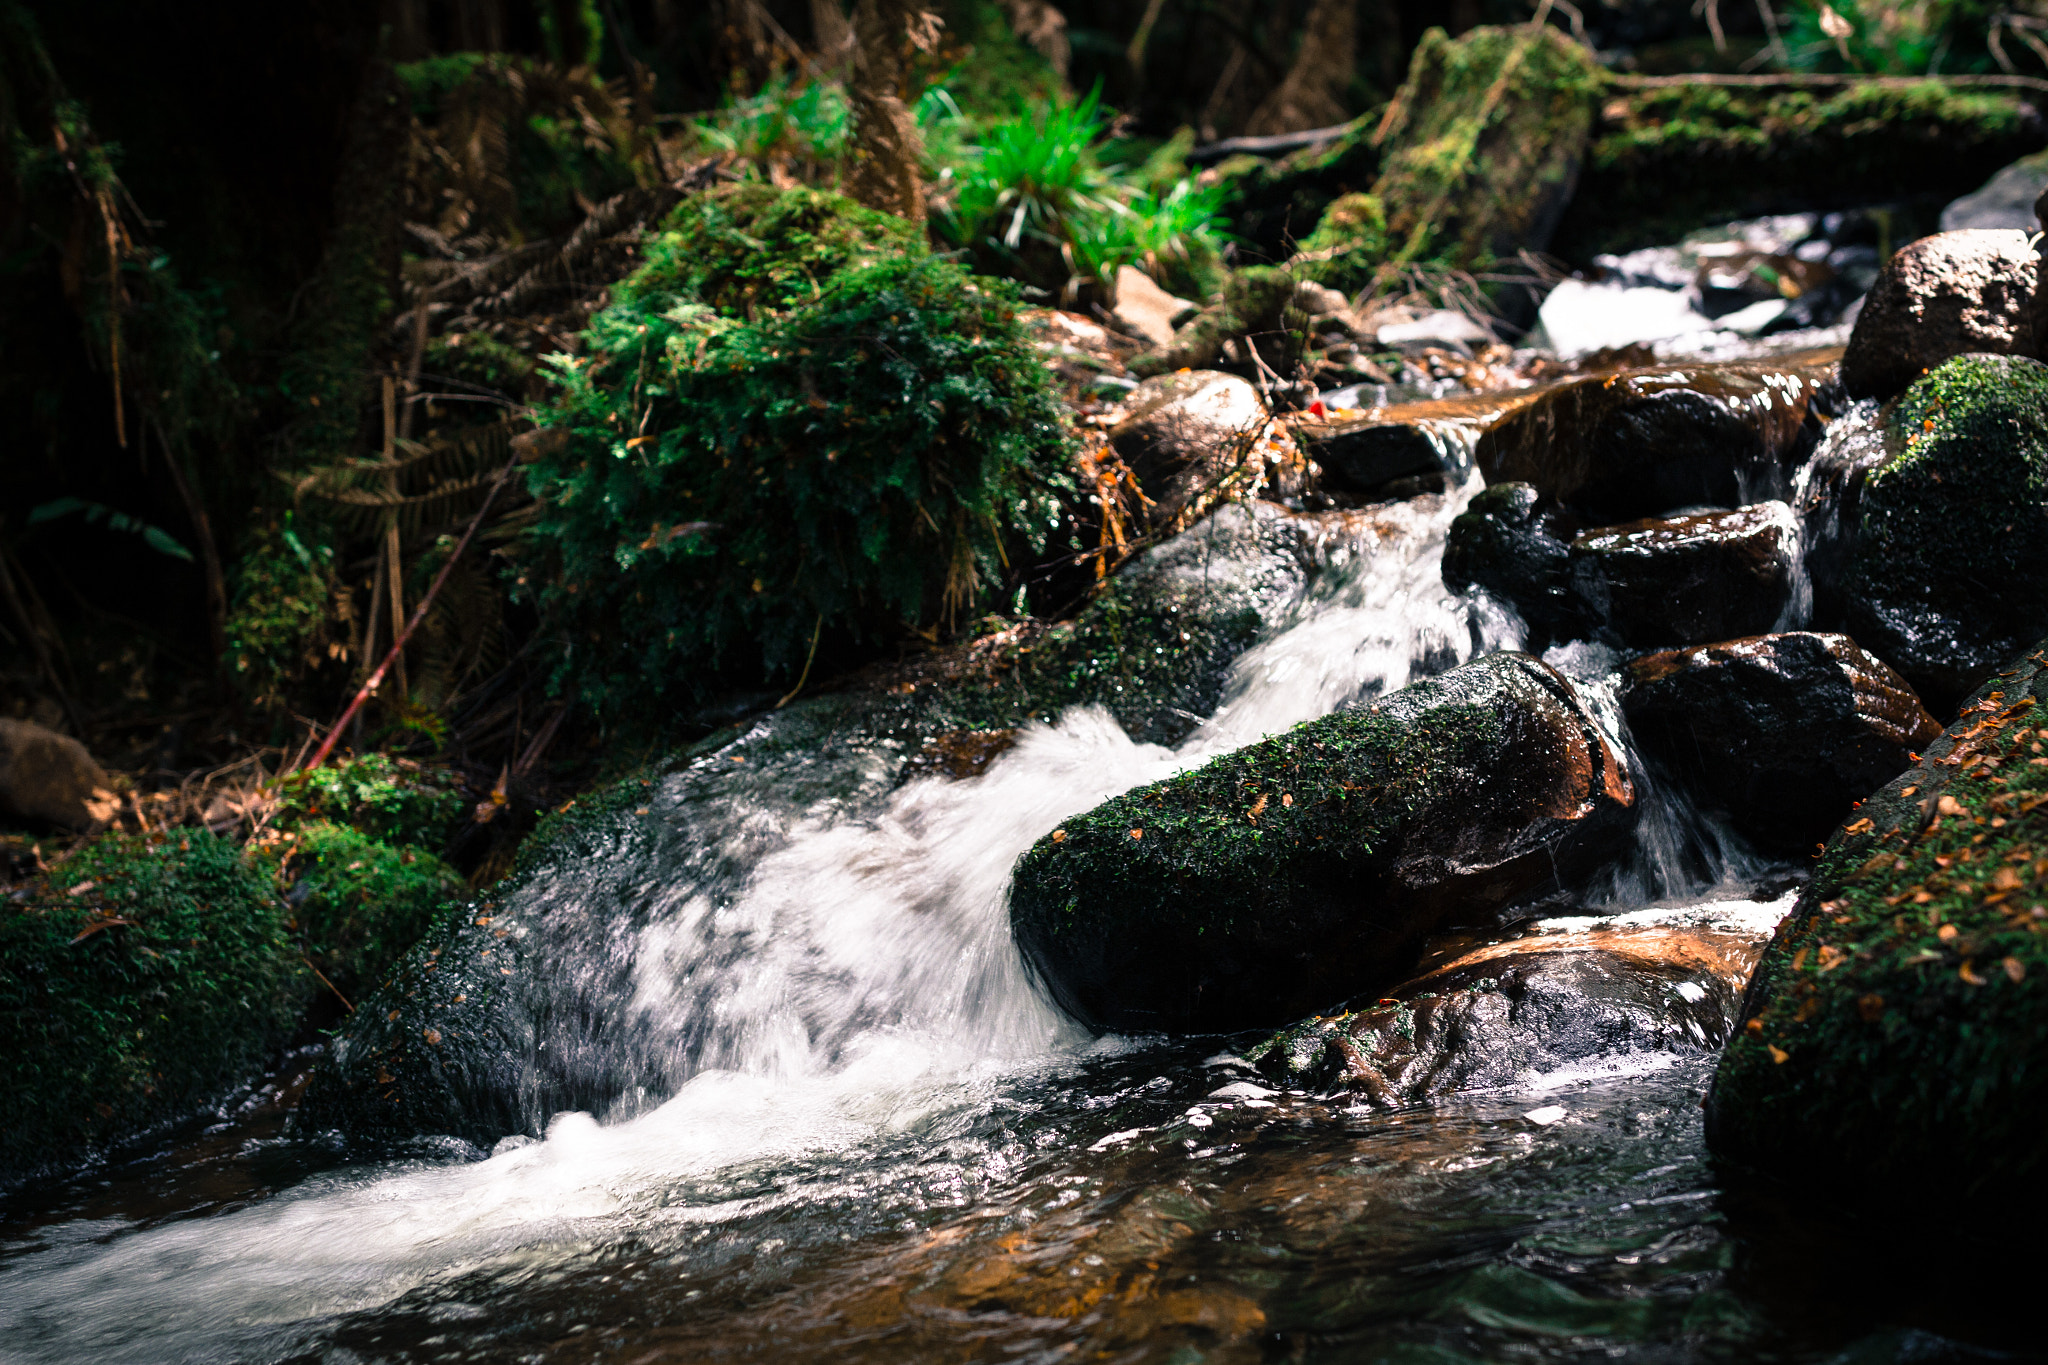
[1249,911,1769,1102]
[1474,364,1824,521]
[0,719,116,831]
[1838,230,2037,400]
[1707,642,2048,1232]
[1623,632,1940,852]
[1568,502,1797,650]
[1007,652,1636,1033]
[1441,481,1586,641]
[1838,353,2048,712]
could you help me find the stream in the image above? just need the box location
[0,469,2023,1363]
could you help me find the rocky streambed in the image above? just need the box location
[9,210,2048,1362]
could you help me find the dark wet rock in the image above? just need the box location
[1707,642,2048,1231]
[1008,652,1636,1034]
[1839,230,2037,400]
[1296,408,1476,497]
[1836,353,2048,713]
[1441,482,1588,641]
[1475,364,1825,521]
[1107,371,1274,529]
[1623,632,1941,852]
[1250,918,1765,1102]
[0,719,114,831]
[1569,502,1797,650]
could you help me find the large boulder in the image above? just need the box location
[1706,644,2048,1233]
[1441,482,1587,642]
[1107,371,1275,530]
[1839,230,2037,400]
[1473,364,1825,522]
[1568,502,1797,650]
[1623,632,1941,852]
[1837,353,2048,713]
[1250,911,1768,1103]
[0,718,116,831]
[1007,652,1637,1033]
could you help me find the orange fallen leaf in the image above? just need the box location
[1769,1045,1790,1064]
[1050,829,1067,843]
[1960,961,1986,986]
[1129,828,1143,840]
[2004,957,2027,983]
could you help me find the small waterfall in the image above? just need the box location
[0,473,1779,1363]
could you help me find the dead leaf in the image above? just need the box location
[1768,1045,1790,1064]
[2004,957,2027,983]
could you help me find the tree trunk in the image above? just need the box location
[844,0,927,223]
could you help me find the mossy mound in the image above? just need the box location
[1707,644,2048,1230]
[1211,120,1382,264]
[0,830,307,1182]
[1840,353,2048,713]
[1292,191,1389,297]
[275,822,466,1001]
[270,753,468,851]
[1556,80,2045,259]
[1008,652,1636,1033]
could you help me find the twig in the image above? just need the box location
[301,955,354,1012]
[299,446,526,774]
[775,615,824,709]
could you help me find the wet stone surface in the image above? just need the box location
[1567,501,1798,651]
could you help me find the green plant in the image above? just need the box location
[1781,0,2013,74]
[270,753,468,850]
[692,71,853,172]
[0,829,308,1180]
[933,87,1228,300]
[274,822,465,998]
[224,516,348,709]
[521,192,1078,718]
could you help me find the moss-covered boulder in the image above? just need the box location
[0,830,308,1182]
[269,753,468,851]
[1370,25,1601,274]
[1706,643,2048,1228]
[1007,652,1637,1034]
[275,821,466,1001]
[1837,354,2048,714]
[1474,362,1825,522]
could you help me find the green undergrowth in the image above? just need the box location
[269,753,469,851]
[1557,79,2043,257]
[521,185,1078,721]
[272,822,466,1002]
[1709,650,2048,1225]
[0,830,307,1182]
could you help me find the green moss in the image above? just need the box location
[1556,79,2044,258]
[1708,647,2048,1225]
[1370,25,1600,273]
[1293,191,1388,297]
[635,184,924,319]
[0,830,307,1181]
[274,822,465,1000]
[522,193,1079,717]
[270,753,468,851]
[1842,354,2048,709]
[1211,118,1382,263]
[224,515,346,711]
[1129,263,1302,376]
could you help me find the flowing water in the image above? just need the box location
[0,476,2015,1363]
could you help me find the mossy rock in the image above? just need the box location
[274,822,466,1001]
[1706,643,2048,1231]
[1008,651,1637,1034]
[1370,25,1601,273]
[1128,264,1303,377]
[1292,191,1389,298]
[0,830,308,1183]
[1210,119,1382,265]
[270,753,468,851]
[1839,353,2048,714]
[1556,79,2046,260]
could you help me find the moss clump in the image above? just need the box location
[1556,80,2044,258]
[1841,354,2048,712]
[631,185,922,319]
[1128,264,1302,376]
[1210,118,1382,264]
[1370,25,1600,272]
[0,830,307,1181]
[1707,648,2048,1230]
[270,753,468,850]
[275,822,465,1000]
[523,187,1078,717]
[1292,191,1389,297]
[1009,652,1634,1033]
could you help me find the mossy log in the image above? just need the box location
[1555,75,2048,259]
